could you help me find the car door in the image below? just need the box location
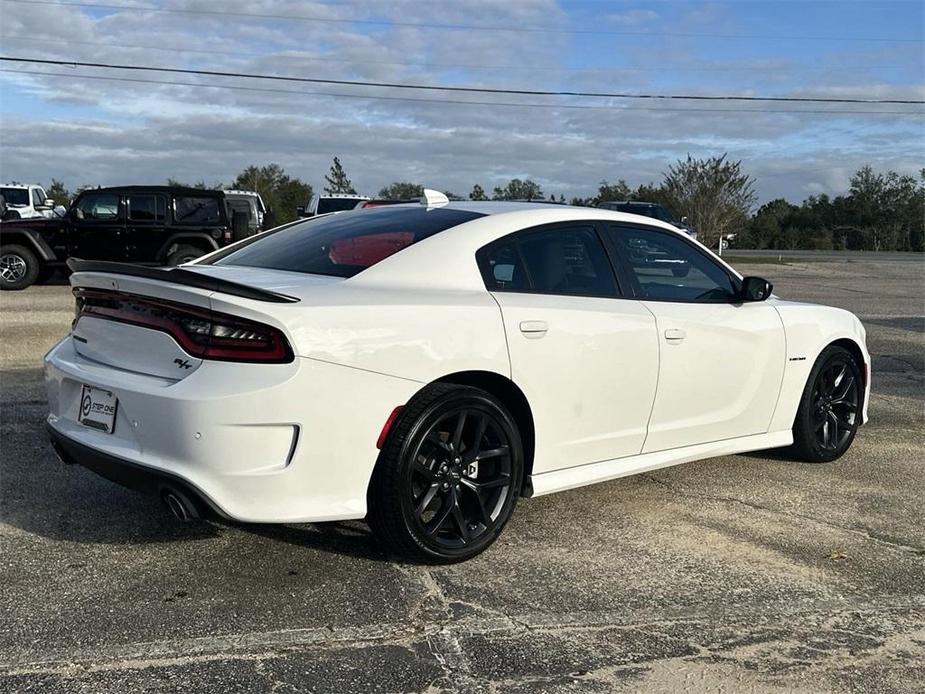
[123,193,168,262]
[604,223,785,453]
[70,192,126,261]
[479,222,659,475]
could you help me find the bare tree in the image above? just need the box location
[662,154,756,248]
[324,157,357,195]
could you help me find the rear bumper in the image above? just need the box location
[48,424,228,519]
[45,336,420,523]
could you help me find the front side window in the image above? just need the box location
[479,225,618,297]
[76,193,121,221]
[174,196,221,225]
[128,194,166,222]
[607,224,737,303]
[32,188,47,207]
[210,206,484,278]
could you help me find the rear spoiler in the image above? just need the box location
[66,259,300,304]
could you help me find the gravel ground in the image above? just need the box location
[1,256,923,693]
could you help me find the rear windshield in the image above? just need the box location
[1,188,30,206]
[317,197,364,214]
[211,206,484,278]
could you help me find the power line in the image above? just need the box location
[2,0,922,43]
[4,68,922,117]
[1,35,917,76]
[3,57,923,105]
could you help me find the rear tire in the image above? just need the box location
[367,383,523,564]
[0,244,40,290]
[789,345,862,463]
[166,244,204,266]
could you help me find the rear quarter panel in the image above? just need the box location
[208,283,511,385]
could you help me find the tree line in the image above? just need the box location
[43,154,923,251]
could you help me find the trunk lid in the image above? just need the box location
[67,263,314,379]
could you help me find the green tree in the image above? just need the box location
[45,179,71,207]
[595,179,631,204]
[661,154,756,249]
[324,156,356,195]
[232,163,312,226]
[744,198,798,249]
[378,182,423,199]
[492,178,544,201]
[469,184,488,201]
[166,177,222,190]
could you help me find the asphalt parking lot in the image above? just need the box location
[1,255,923,693]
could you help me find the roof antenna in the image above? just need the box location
[420,189,449,208]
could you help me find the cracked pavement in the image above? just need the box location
[1,254,923,692]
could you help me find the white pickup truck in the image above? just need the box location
[0,184,64,220]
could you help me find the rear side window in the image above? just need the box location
[479,225,618,297]
[174,196,222,225]
[128,194,166,222]
[211,207,484,278]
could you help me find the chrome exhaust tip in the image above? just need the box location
[161,487,200,522]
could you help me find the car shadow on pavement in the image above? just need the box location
[234,520,390,562]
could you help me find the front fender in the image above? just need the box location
[0,228,57,261]
[768,300,870,431]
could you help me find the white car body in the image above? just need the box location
[45,201,870,526]
[301,193,370,217]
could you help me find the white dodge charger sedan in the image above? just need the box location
[45,192,869,562]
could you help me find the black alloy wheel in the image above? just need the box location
[407,407,514,549]
[368,383,523,563]
[791,345,862,462]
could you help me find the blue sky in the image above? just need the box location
[0,0,922,203]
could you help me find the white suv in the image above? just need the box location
[297,193,369,218]
[0,184,63,220]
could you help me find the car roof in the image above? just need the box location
[76,185,225,196]
[0,183,35,189]
[348,202,729,292]
[384,199,671,220]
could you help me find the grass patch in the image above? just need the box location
[722,255,792,265]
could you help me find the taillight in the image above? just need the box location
[73,288,293,363]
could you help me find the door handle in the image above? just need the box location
[519,320,548,339]
[664,328,686,343]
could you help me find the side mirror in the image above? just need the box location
[680,216,689,224]
[739,276,773,302]
[70,207,85,221]
[42,198,55,209]
[295,206,305,217]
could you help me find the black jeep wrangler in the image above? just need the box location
[0,186,250,290]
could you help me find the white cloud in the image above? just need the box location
[0,0,921,202]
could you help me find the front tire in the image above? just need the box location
[367,383,523,564]
[0,244,40,290]
[790,345,862,463]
